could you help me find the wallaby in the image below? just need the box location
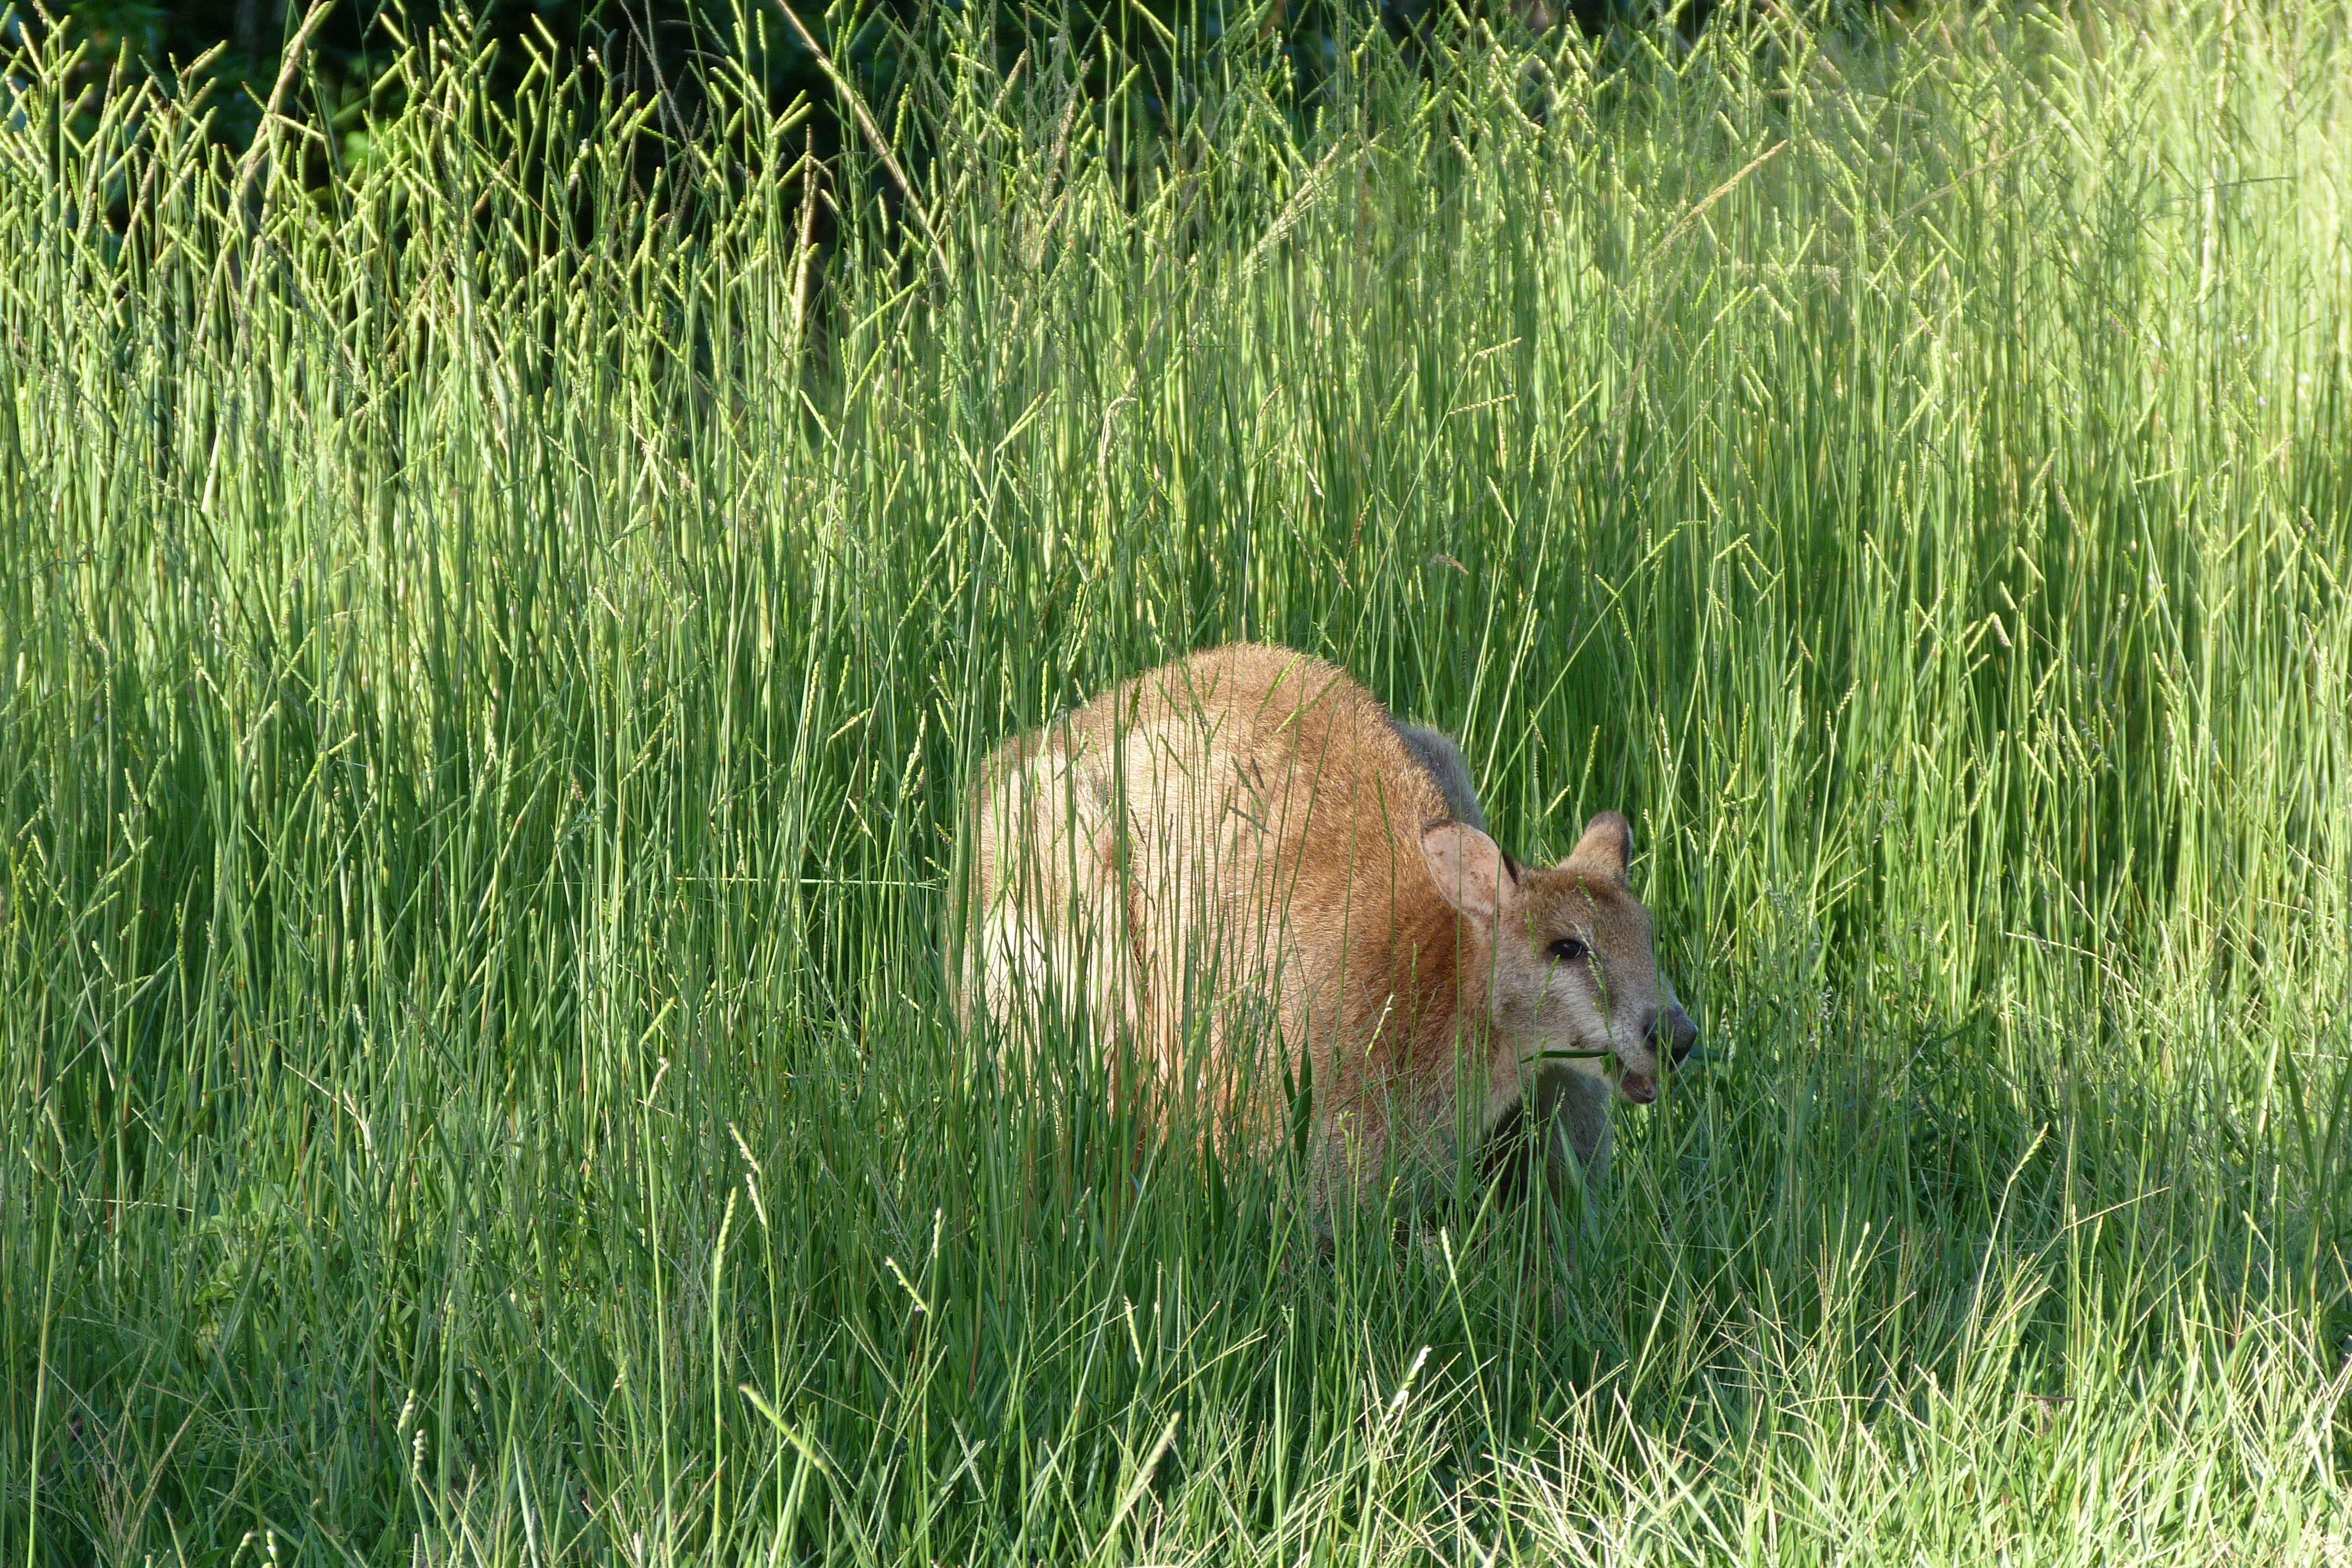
[958,643,1696,1210]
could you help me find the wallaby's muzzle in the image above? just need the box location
[1656,999,1700,1069]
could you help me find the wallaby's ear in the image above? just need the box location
[1422,822,1511,925]
[1564,811,1632,884]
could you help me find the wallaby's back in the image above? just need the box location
[961,645,1478,1147]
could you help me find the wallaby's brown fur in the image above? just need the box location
[958,643,1695,1209]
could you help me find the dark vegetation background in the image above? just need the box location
[26,0,1731,167]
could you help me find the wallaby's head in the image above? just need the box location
[1420,811,1697,1103]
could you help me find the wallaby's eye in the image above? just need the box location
[1549,938,1588,964]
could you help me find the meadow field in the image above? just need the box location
[4,2,2351,1561]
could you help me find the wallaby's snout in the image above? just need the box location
[1652,1000,1699,1069]
[1620,1001,1696,1104]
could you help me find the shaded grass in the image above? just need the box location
[4,3,2350,1562]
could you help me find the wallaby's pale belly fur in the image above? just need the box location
[960,644,1618,1200]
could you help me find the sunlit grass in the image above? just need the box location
[3,2,2349,1563]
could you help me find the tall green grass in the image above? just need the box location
[5,3,2350,1561]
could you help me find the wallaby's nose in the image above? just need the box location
[1650,1002,1700,1068]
